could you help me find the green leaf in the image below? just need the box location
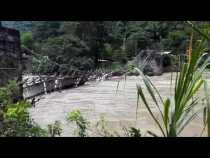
[147,130,159,137]
[204,81,210,136]
[143,76,164,121]
[163,98,170,133]
[187,21,209,40]
[137,84,166,137]
[203,107,207,126]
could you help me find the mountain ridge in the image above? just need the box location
[2,21,33,32]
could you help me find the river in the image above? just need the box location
[29,73,209,137]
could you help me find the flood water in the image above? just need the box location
[29,73,210,137]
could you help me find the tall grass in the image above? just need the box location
[136,22,210,137]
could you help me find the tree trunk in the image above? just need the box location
[122,37,126,52]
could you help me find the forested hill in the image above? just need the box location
[4,21,208,76]
[2,21,33,32]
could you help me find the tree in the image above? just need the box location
[74,21,109,67]
[32,21,62,42]
[21,32,33,48]
[28,21,207,75]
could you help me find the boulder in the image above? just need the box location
[135,49,178,76]
[136,49,163,76]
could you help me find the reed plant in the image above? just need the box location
[136,22,210,137]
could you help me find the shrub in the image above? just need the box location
[123,127,142,137]
[32,56,56,75]
[0,80,21,107]
[0,81,47,137]
[47,121,62,137]
[95,116,115,137]
[67,110,89,137]
[1,100,47,137]
[21,32,33,48]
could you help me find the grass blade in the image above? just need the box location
[204,81,210,136]
[137,84,166,137]
[163,98,170,134]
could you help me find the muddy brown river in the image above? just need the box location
[29,73,210,137]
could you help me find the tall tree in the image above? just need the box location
[32,21,62,42]
[74,21,108,67]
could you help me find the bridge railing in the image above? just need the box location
[23,75,89,99]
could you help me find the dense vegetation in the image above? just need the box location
[6,21,208,75]
[135,23,210,137]
[0,81,46,136]
[2,21,210,137]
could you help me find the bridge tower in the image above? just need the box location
[0,23,23,100]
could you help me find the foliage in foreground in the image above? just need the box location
[66,110,142,137]
[0,81,47,137]
[135,22,210,137]
[47,121,62,137]
[0,81,63,137]
[67,110,89,137]
[0,81,140,137]
[1,100,47,137]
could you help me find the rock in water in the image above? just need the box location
[134,49,179,76]
[136,49,163,76]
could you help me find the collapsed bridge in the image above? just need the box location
[0,24,91,99]
[23,73,89,99]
